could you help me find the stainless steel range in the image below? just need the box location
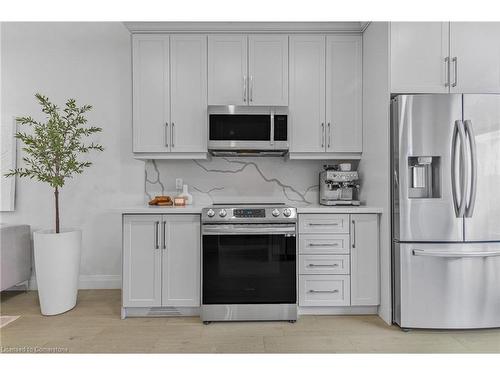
[201,203,297,323]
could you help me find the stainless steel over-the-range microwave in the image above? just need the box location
[207,106,288,156]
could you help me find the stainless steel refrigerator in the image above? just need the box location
[391,94,500,329]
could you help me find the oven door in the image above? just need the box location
[202,224,296,305]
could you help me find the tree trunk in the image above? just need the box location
[54,187,60,233]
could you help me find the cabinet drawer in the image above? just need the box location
[299,234,350,254]
[299,275,350,306]
[299,255,350,275]
[299,214,349,234]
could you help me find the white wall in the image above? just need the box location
[358,22,392,324]
[0,22,144,288]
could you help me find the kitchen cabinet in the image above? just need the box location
[350,214,379,306]
[122,215,163,307]
[326,36,362,152]
[289,35,362,156]
[248,35,288,106]
[208,34,288,106]
[298,213,379,308]
[391,22,500,94]
[132,34,207,156]
[449,22,500,93]
[132,35,170,152]
[208,35,247,105]
[289,35,326,153]
[122,214,200,310]
[390,22,449,93]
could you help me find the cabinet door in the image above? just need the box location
[326,35,362,152]
[170,35,208,153]
[132,35,170,152]
[208,35,248,105]
[450,22,500,93]
[162,215,200,307]
[391,22,449,93]
[122,215,162,307]
[350,214,379,306]
[248,35,288,106]
[289,35,326,153]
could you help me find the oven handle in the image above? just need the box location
[202,224,296,236]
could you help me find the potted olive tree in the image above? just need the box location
[6,93,103,315]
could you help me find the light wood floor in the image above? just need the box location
[1,290,499,353]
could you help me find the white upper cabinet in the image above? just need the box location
[449,22,500,93]
[132,35,170,152]
[208,34,289,106]
[326,35,362,152]
[391,22,450,93]
[208,35,248,105]
[248,35,289,106]
[132,34,208,156]
[289,35,326,153]
[170,35,207,153]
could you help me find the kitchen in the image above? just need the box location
[1,11,500,364]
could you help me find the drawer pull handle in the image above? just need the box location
[308,243,339,247]
[309,223,339,226]
[308,264,339,267]
[308,289,339,293]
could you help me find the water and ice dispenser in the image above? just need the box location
[408,156,441,199]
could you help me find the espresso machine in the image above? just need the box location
[319,164,360,206]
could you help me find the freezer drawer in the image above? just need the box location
[395,242,500,329]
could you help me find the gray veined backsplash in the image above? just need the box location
[145,158,350,206]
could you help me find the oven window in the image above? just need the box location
[209,115,271,141]
[203,234,296,304]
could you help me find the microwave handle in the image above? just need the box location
[270,111,274,146]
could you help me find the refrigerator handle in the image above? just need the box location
[451,120,468,218]
[464,120,477,218]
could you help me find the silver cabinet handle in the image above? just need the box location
[171,122,175,148]
[444,57,450,87]
[351,219,356,248]
[452,57,458,88]
[250,75,253,102]
[308,222,338,226]
[327,122,331,148]
[162,221,166,249]
[154,221,159,249]
[413,249,500,258]
[243,75,247,102]
[308,243,339,247]
[308,289,339,293]
[321,123,325,147]
[307,264,339,267]
[164,122,169,147]
[464,120,477,217]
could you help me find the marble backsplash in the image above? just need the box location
[144,157,351,206]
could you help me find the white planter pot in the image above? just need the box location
[33,229,82,315]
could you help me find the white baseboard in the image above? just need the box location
[27,274,121,290]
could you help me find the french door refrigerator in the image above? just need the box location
[391,94,500,329]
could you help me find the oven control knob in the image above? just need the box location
[283,208,292,217]
[219,209,227,217]
[207,209,215,217]
[272,209,280,217]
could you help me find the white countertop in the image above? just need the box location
[117,204,383,214]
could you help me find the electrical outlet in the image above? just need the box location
[175,178,183,190]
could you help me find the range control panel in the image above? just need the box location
[233,209,265,218]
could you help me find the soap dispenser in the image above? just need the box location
[181,184,193,205]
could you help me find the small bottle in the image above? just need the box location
[181,184,193,205]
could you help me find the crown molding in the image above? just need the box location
[124,22,369,34]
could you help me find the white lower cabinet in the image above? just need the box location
[122,214,200,309]
[298,213,379,308]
